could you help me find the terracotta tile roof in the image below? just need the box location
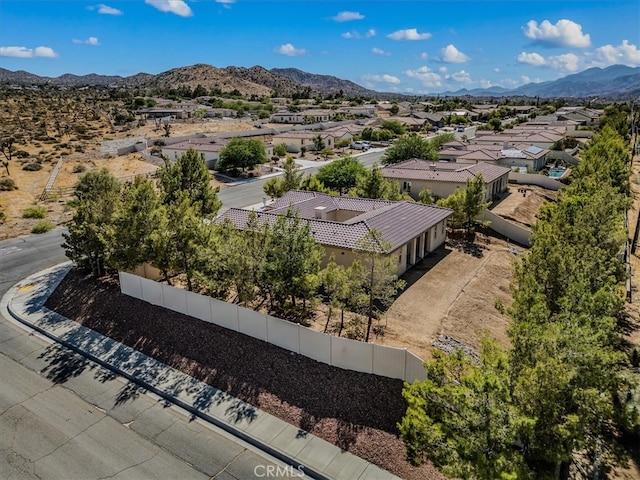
[382,159,511,184]
[218,190,452,252]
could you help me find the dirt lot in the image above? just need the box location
[308,233,518,361]
[0,119,252,240]
[491,184,557,228]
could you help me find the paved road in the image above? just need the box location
[0,231,290,479]
[218,149,386,208]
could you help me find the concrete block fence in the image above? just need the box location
[119,272,427,383]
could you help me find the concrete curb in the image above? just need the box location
[2,263,401,480]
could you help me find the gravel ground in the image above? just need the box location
[45,268,444,480]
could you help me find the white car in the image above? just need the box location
[351,141,371,150]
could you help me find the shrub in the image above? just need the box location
[31,220,55,234]
[73,164,86,173]
[0,178,18,191]
[22,206,47,219]
[16,150,30,158]
[22,162,43,171]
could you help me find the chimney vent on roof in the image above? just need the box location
[314,206,327,220]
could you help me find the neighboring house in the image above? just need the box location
[270,109,333,124]
[161,139,229,169]
[218,190,453,275]
[382,159,511,202]
[336,105,377,117]
[439,141,549,171]
[472,130,563,150]
[161,138,273,169]
[271,131,333,153]
[141,107,189,119]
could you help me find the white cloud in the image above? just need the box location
[145,0,193,17]
[438,66,448,73]
[372,47,390,56]
[493,67,500,73]
[441,44,469,63]
[521,75,532,84]
[592,40,640,67]
[523,19,590,48]
[547,53,580,72]
[332,11,364,22]
[404,66,442,88]
[419,52,429,60]
[450,69,473,84]
[96,4,122,15]
[0,46,59,58]
[516,51,546,66]
[342,29,375,39]
[215,0,234,8]
[74,37,101,46]
[362,74,400,85]
[517,51,580,71]
[387,28,432,41]
[275,43,306,56]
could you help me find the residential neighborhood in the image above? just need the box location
[1,64,638,480]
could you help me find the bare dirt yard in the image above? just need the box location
[491,184,557,229]
[0,119,252,240]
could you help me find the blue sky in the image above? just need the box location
[1,0,639,94]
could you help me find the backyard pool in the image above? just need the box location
[548,167,569,178]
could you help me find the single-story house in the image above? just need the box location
[472,130,563,150]
[271,131,334,153]
[270,109,333,124]
[162,138,273,169]
[438,141,549,171]
[218,190,453,275]
[382,159,511,202]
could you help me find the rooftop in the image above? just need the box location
[218,190,452,252]
[382,159,511,184]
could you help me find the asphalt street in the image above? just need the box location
[0,232,290,479]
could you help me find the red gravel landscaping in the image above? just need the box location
[45,268,445,480]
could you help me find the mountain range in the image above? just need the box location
[435,65,640,99]
[0,64,638,99]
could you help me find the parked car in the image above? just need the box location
[457,126,466,132]
[351,141,371,150]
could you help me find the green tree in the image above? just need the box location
[353,229,406,342]
[63,169,122,277]
[157,147,221,218]
[320,256,350,333]
[273,143,287,157]
[429,132,456,150]
[417,188,434,204]
[218,137,268,173]
[383,134,438,165]
[399,338,527,480]
[381,120,406,136]
[437,175,489,235]
[299,174,336,194]
[316,157,367,194]
[111,176,163,271]
[351,164,403,200]
[262,156,303,199]
[312,134,326,152]
[262,208,324,312]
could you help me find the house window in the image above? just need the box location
[402,181,412,192]
[399,254,402,264]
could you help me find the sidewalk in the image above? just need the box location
[1,263,401,480]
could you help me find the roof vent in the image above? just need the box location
[314,206,327,220]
